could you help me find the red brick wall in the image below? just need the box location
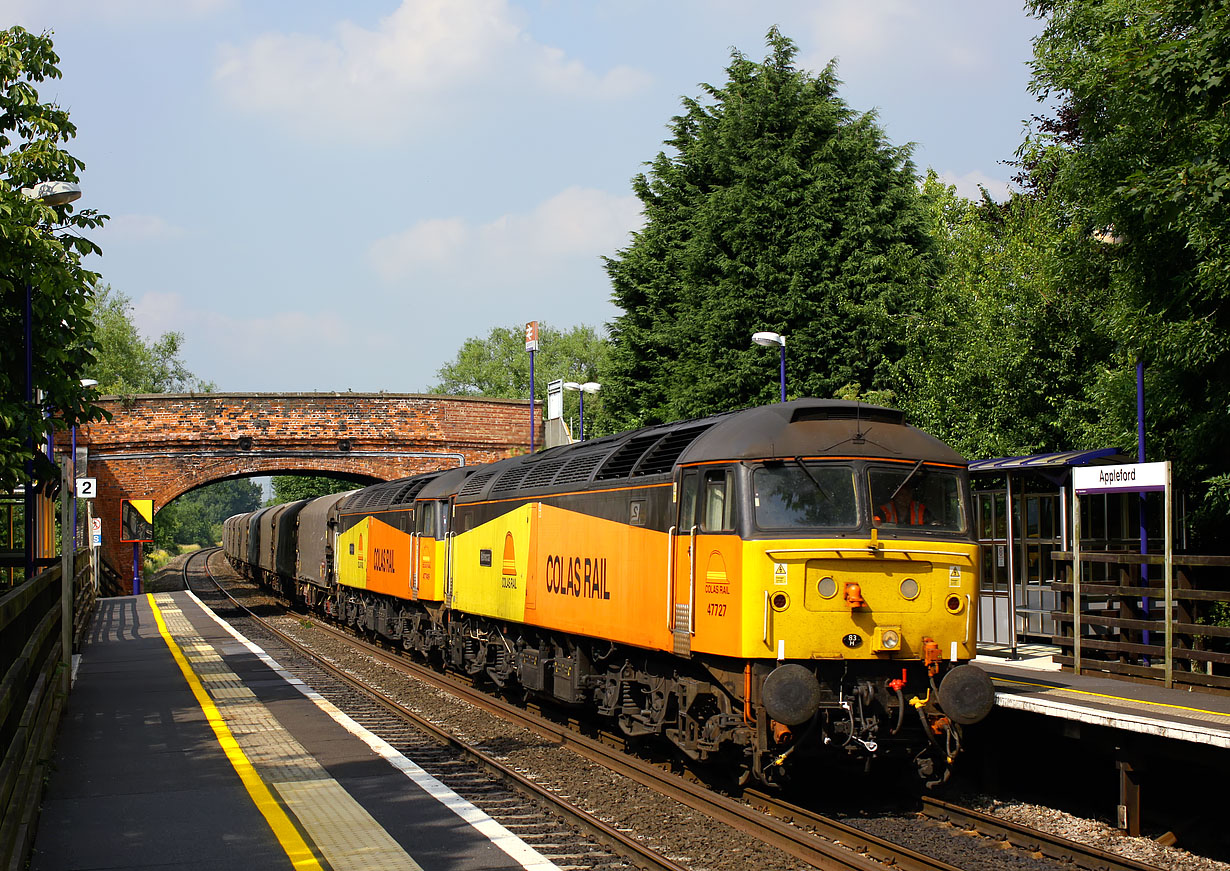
[60,393,540,581]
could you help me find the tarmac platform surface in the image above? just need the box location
[29,591,561,871]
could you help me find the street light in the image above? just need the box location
[562,381,601,440]
[752,331,786,403]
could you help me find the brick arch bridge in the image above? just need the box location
[61,393,538,576]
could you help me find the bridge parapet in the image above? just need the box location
[60,393,538,579]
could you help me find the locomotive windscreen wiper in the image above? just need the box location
[889,459,925,501]
[792,457,831,503]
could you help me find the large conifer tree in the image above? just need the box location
[602,29,935,427]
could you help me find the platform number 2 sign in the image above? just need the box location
[76,478,97,499]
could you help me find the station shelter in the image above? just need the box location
[967,449,1179,655]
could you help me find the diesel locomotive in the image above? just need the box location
[224,399,995,785]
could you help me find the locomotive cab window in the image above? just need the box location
[700,469,736,532]
[415,504,436,538]
[869,465,967,533]
[678,471,699,530]
[753,462,858,530]
[677,468,736,532]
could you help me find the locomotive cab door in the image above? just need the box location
[413,502,439,600]
[672,470,700,655]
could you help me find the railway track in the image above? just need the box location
[918,797,1168,871]
[182,549,670,871]
[189,549,1172,871]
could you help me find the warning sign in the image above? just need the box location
[120,499,154,543]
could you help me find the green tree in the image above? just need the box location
[269,475,355,505]
[1022,0,1230,543]
[602,28,936,428]
[897,174,1118,459]
[89,284,215,394]
[154,478,261,549]
[430,322,609,424]
[0,27,107,494]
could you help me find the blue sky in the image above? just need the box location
[7,1,1045,393]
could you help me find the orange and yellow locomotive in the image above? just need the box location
[225,399,995,784]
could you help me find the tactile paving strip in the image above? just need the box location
[154,595,418,871]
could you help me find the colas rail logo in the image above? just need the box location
[544,553,610,599]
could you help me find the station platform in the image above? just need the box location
[29,591,561,871]
[974,644,1230,750]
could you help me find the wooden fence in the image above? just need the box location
[1051,551,1230,692]
[0,549,95,871]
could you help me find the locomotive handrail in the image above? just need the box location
[764,547,975,560]
[762,589,770,644]
[445,530,455,607]
[666,525,676,631]
[689,525,697,634]
[411,531,418,598]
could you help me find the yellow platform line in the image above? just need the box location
[995,674,1229,718]
[148,594,324,871]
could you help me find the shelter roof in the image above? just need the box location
[968,448,1125,474]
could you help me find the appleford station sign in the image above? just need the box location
[1072,461,1169,495]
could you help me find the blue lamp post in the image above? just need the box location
[752,331,787,403]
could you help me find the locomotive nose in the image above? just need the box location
[937,664,996,725]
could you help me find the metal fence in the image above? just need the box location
[1051,551,1230,692]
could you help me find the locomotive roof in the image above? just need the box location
[453,399,965,504]
[680,399,966,466]
[336,472,444,512]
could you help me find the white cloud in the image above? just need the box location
[97,214,186,243]
[938,169,1014,202]
[214,0,651,141]
[796,0,995,77]
[368,186,642,281]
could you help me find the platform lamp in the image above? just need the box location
[20,181,82,586]
[562,381,600,440]
[752,331,787,403]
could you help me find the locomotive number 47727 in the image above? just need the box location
[707,602,727,617]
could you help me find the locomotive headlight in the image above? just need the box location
[899,578,919,600]
[817,576,837,598]
[873,627,902,652]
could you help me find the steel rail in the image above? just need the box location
[225,577,962,871]
[920,796,1168,871]
[295,616,935,870]
[184,549,688,871]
